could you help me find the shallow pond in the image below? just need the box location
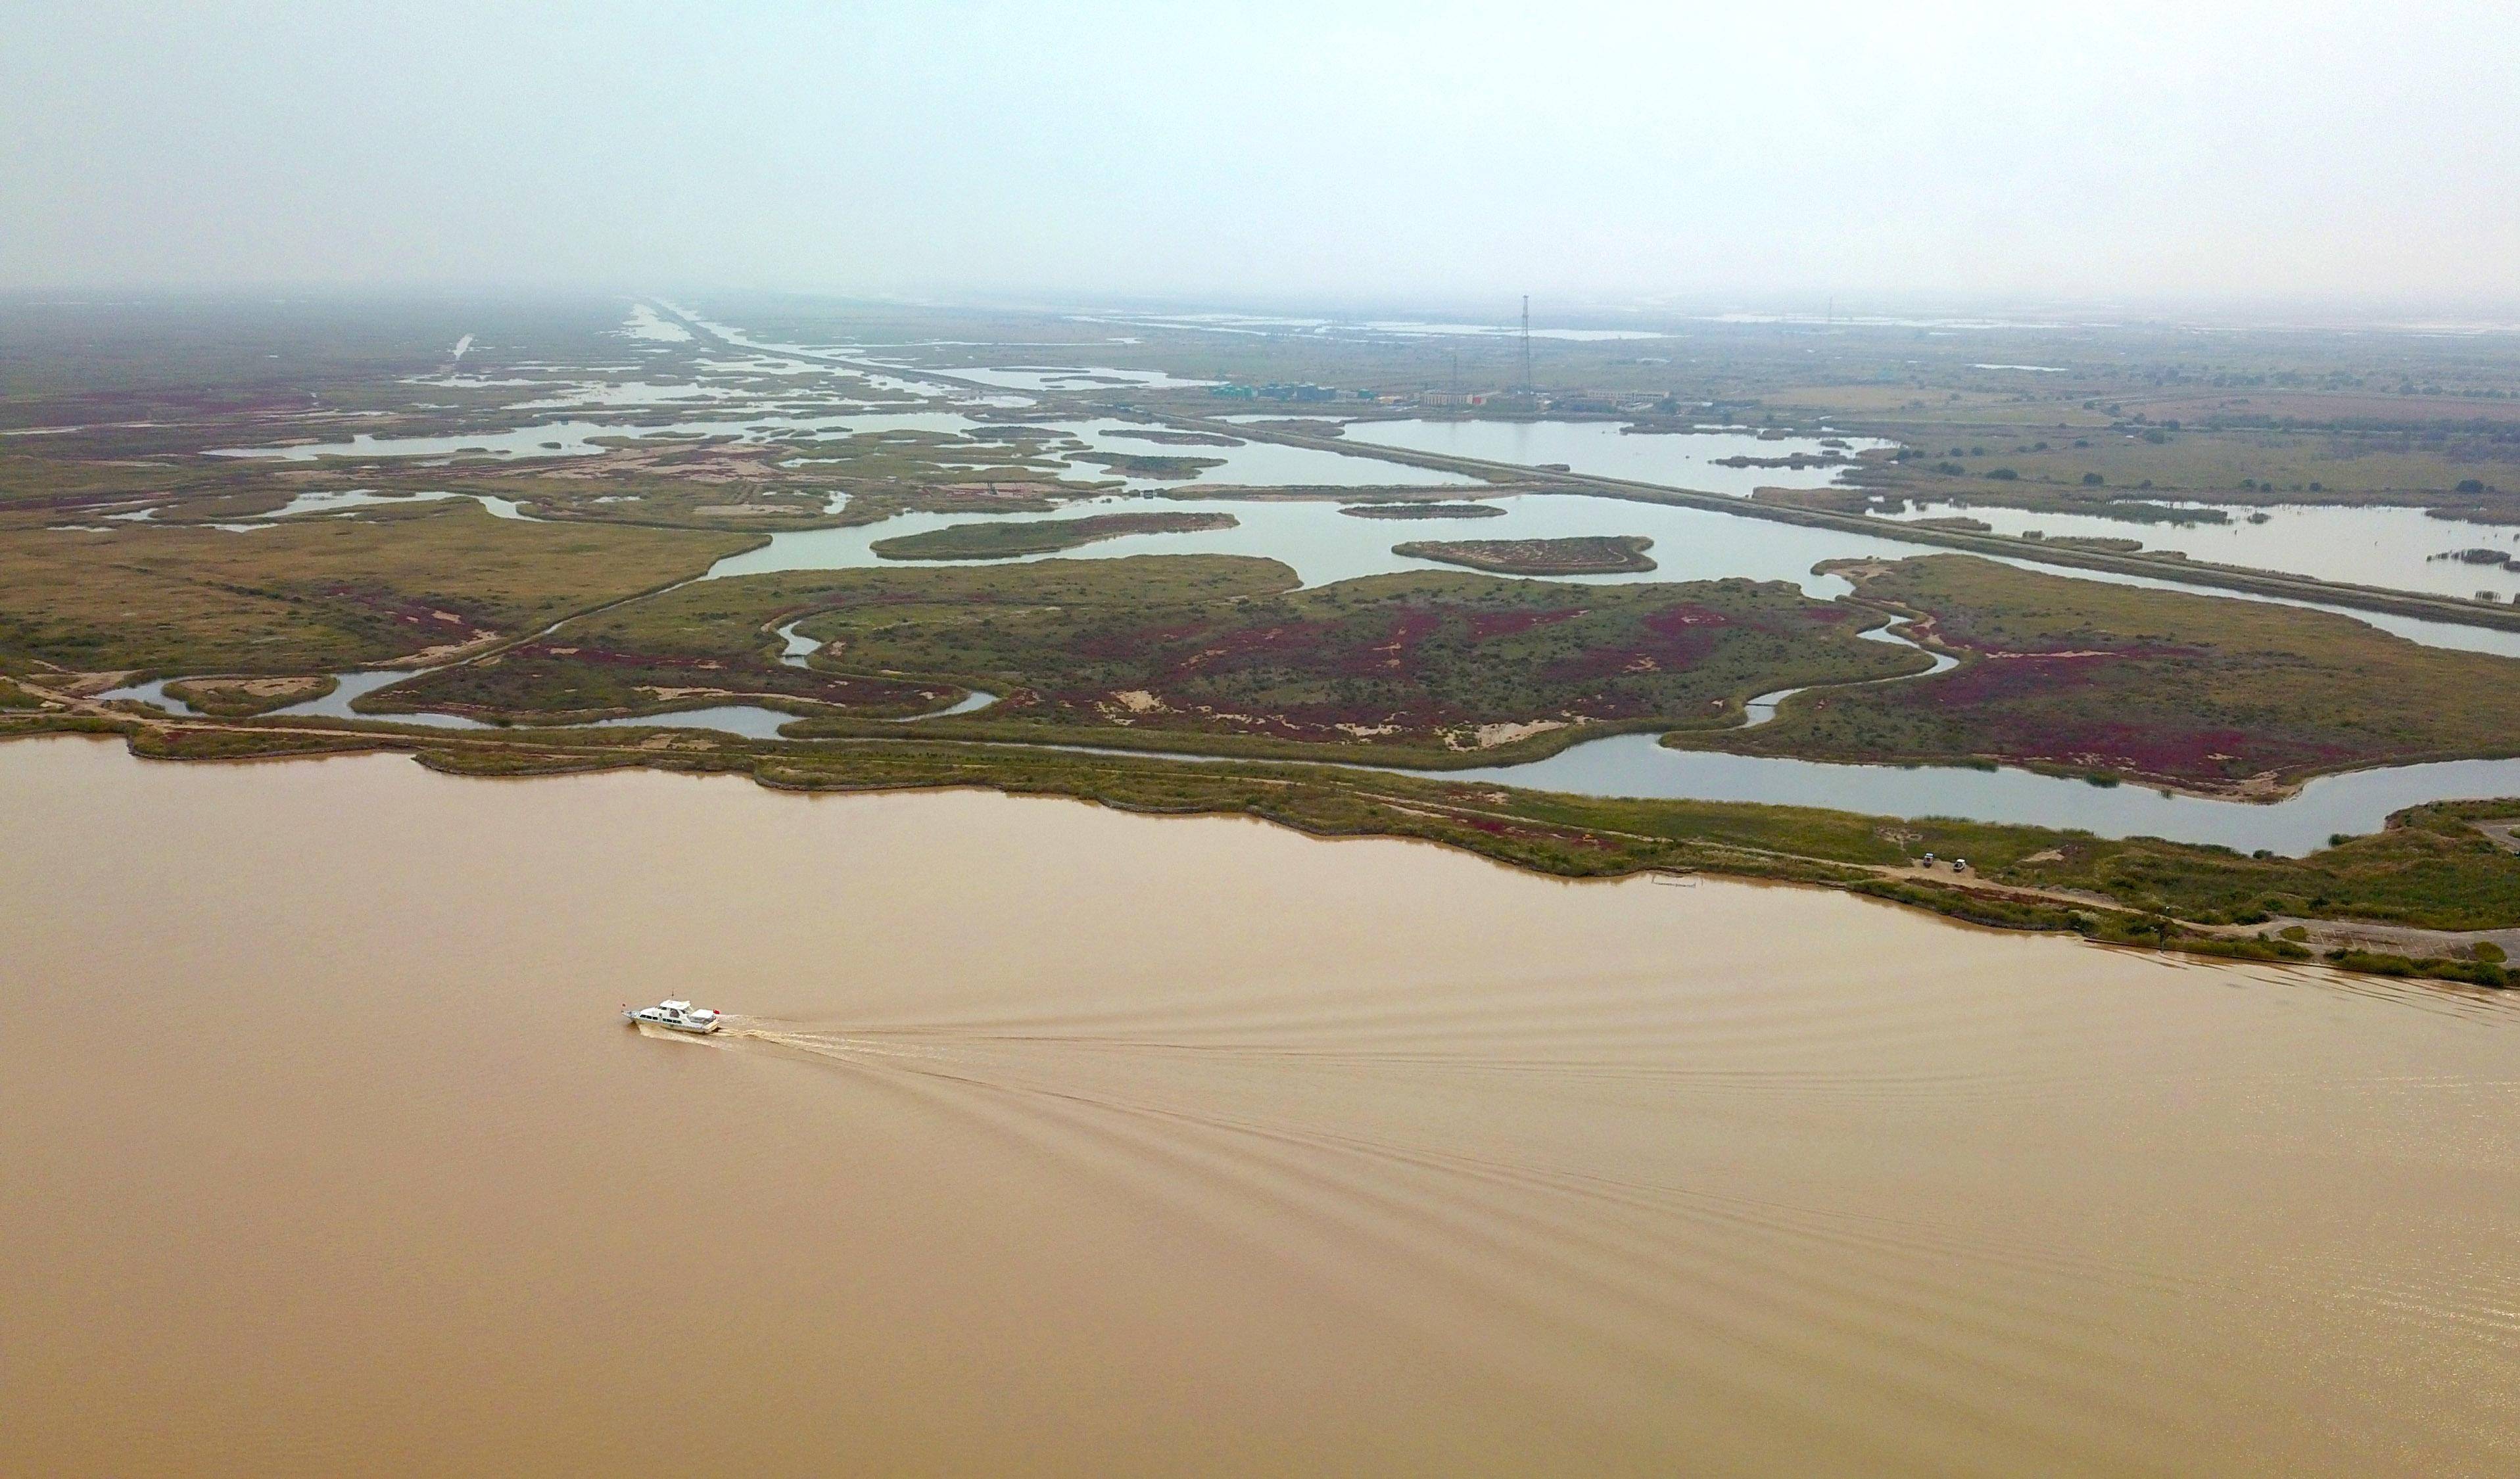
[92,678,201,716]
[262,488,532,521]
[703,490,1941,592]
[1876,498,2520,603]
[1050,417,1478,491]
[1339,419,1896,496]
[1439,735,2520,855]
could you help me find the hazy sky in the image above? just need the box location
[7,1,2518,311]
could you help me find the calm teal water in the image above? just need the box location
[1876,498,2520,603]
[1339,419,1893,496]
[1435,736,2520,856]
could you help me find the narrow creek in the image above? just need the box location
[1738,624,1959,728]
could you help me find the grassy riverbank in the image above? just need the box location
[19,705,2520,985]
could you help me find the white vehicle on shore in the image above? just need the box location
[623,999,723,1034]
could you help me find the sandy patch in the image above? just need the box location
[636,686,736,702]
[1467,720,1567,749]
[400,630,502,665]
[190,675,329,701]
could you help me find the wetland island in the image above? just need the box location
[1392,533,1659,574]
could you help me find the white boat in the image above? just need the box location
[623,998,723,1034]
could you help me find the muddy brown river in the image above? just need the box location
[4,737,2517,1476]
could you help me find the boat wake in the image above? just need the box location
[642,973,2520,1474]
[680,1008,2253,1453]
[632,1020,736,1046]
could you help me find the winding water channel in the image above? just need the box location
[1443,740,2520,856]
[1339,418,1897,497]
[1874,497,2520,603]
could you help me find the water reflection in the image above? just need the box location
[1442,735,2520,855]
[1339,419,1895,496]
[1877,498,2520,603]
[703,490,1941,593]
[696,490,2520,663]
